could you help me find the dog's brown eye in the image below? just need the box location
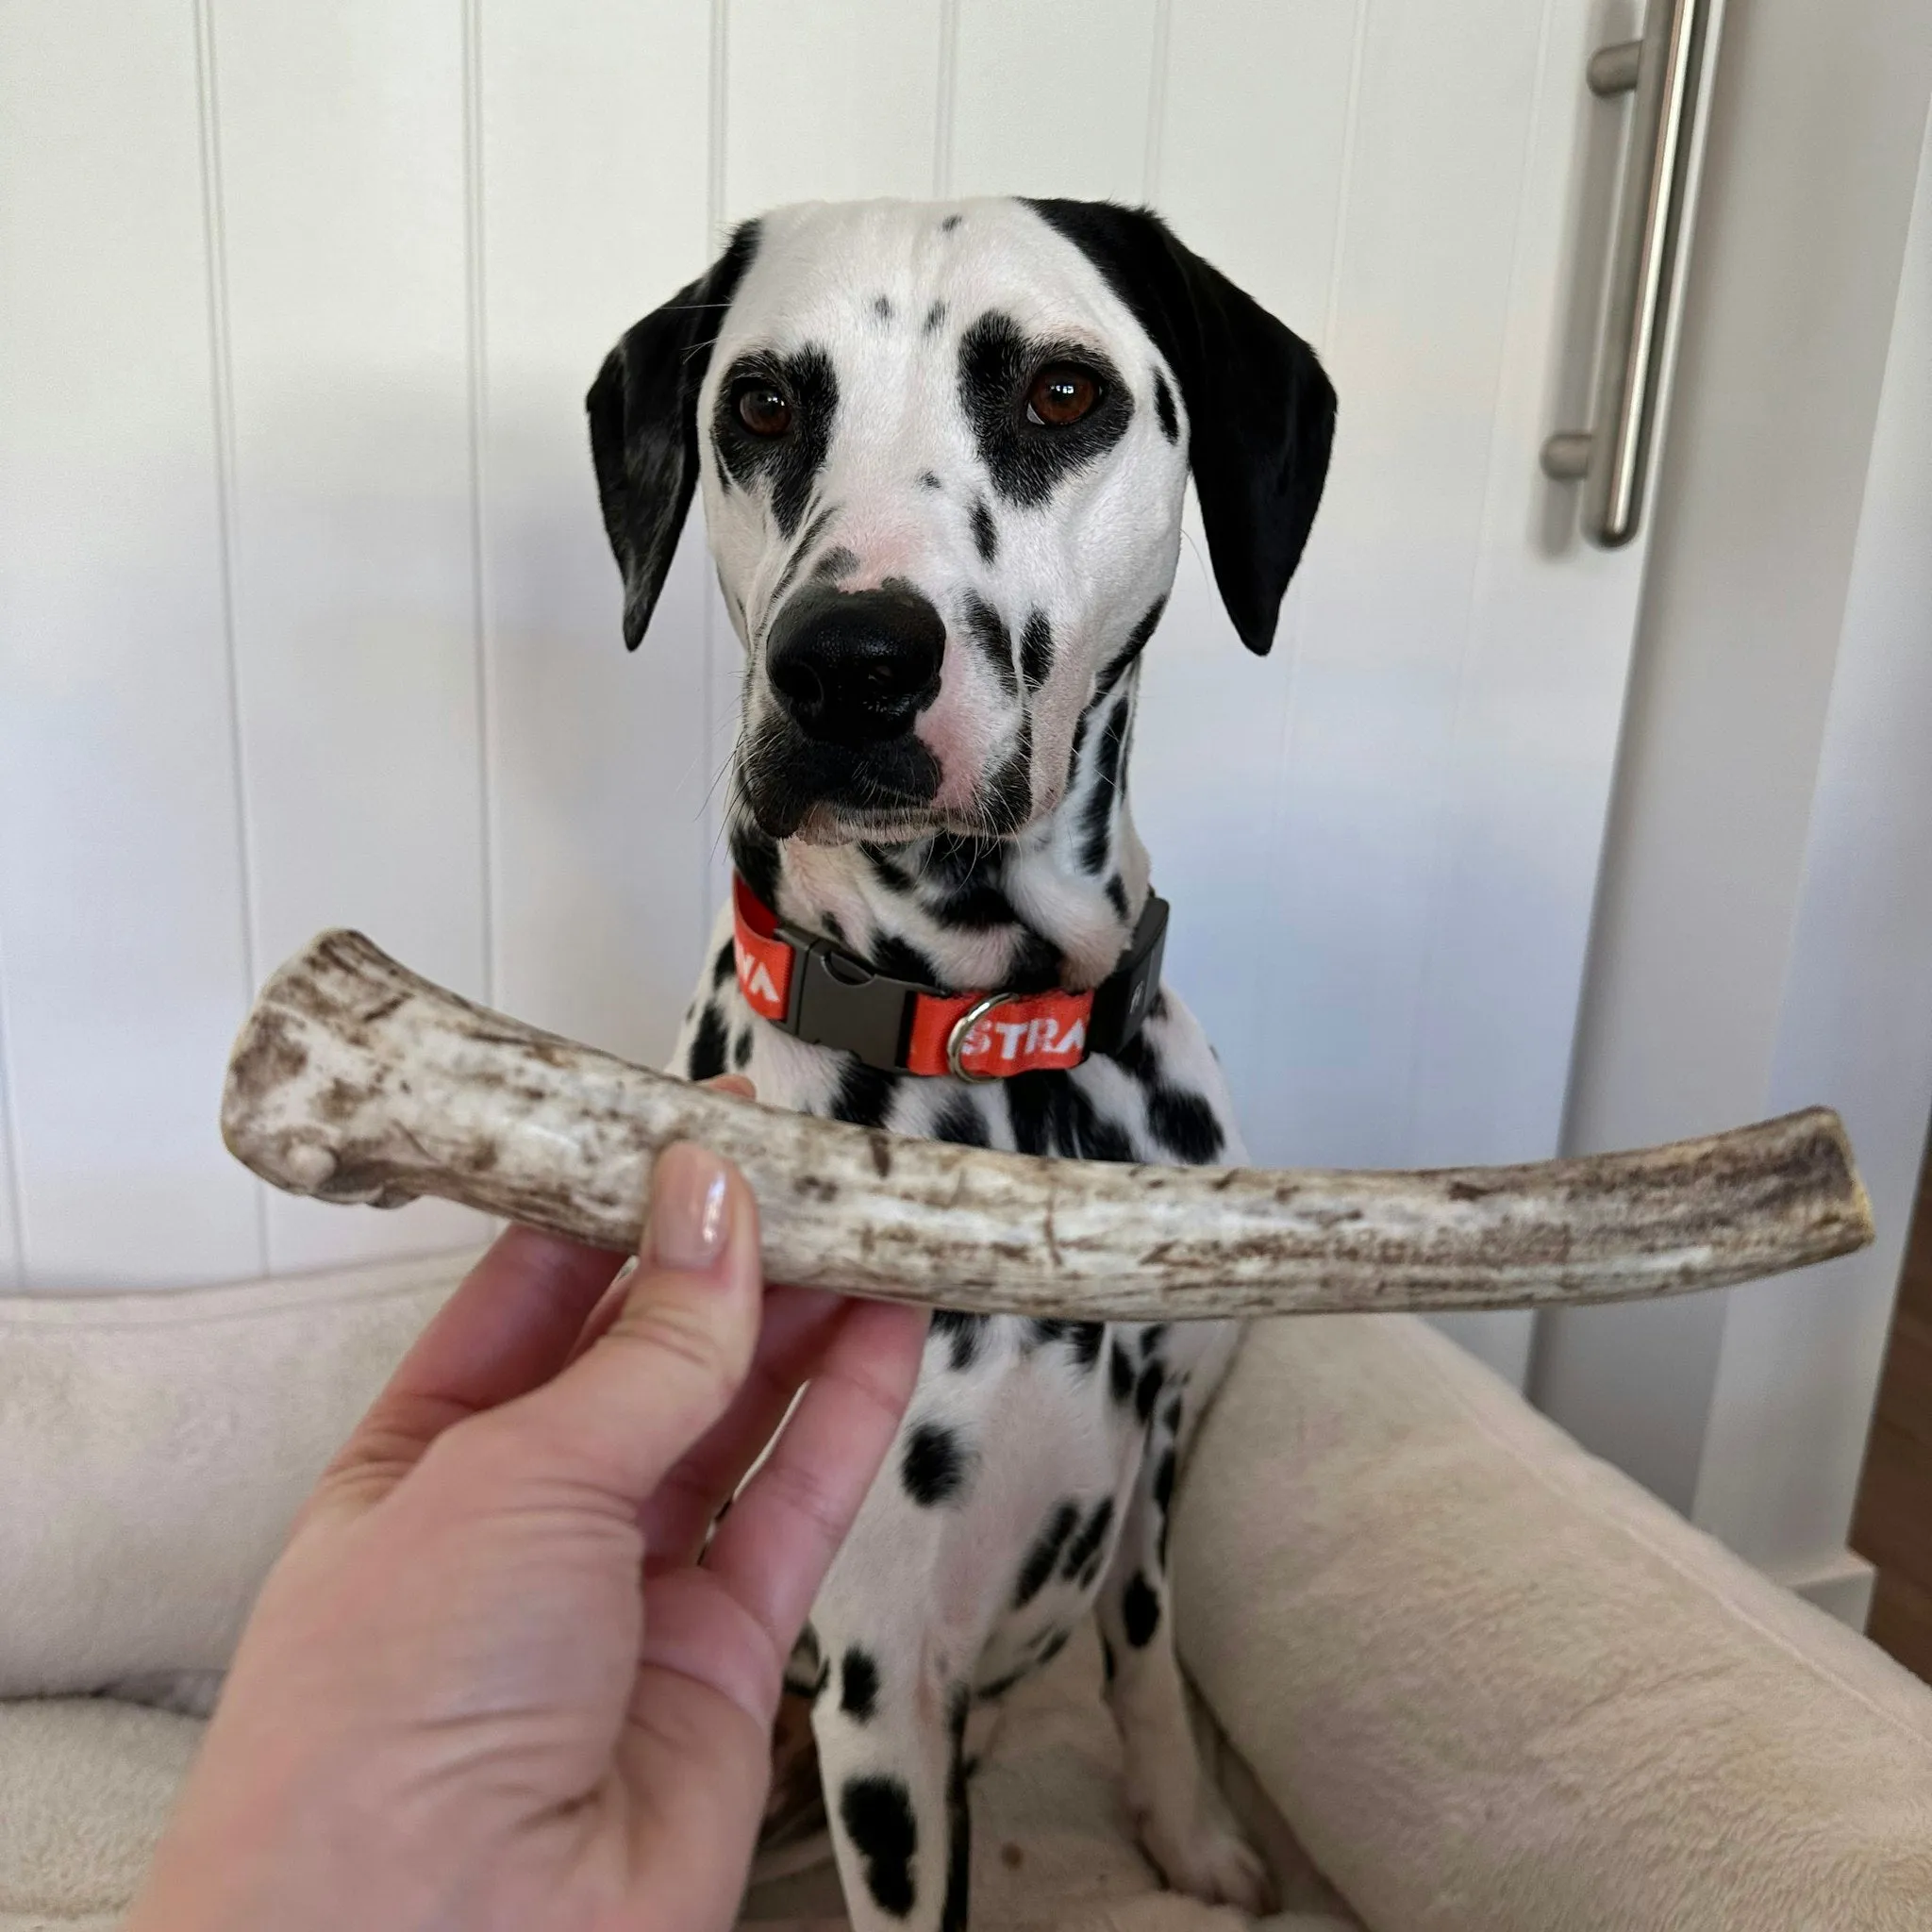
[735,381,792,437]
[1025,364,1101,427]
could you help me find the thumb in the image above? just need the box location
[460,1144,763,1507]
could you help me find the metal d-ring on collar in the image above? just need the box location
[944,991,1020,1082]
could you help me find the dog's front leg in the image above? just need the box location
[1095,1372,1274,1914]
[810,1610,971,1932]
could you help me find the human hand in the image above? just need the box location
[127,1108,929,1932]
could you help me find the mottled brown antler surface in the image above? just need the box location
[221,929,1874,1320]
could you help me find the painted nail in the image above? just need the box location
[649,1143,732,1273]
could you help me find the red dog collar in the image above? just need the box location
[731,874,1168,1080]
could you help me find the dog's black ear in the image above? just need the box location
[587,221,760,650]
[1024,200,1336,656]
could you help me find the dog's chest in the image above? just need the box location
[671,898,1244,1675]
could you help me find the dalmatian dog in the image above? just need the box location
[588,196,1334,1931]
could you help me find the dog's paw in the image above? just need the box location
[1134,1802,1275,1914]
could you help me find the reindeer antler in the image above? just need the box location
[222,930,1874,1320]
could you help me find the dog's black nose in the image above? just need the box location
[766,585,945,746]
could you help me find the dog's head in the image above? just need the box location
[590,199,1335,846]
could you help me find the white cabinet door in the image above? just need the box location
[1,0,1705,1362]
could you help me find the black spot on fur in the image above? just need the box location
[1135,1358,1167,1424]
[924,298,949,334]
[1079,696,1131,874]
[903,1420,971,1507]
[941,212,963,232]
[732,1027,753,1070]
[1101,1635,1117,1683]
[840,1775,918,1917]
[1146,1088,1225,1164]
[1123,1571,1161,1648]
[1139,1324,1169,1358]
[841,1646,880,1723]
[1106,873,1128,919]
[944,1689,973,1932]
[920,470,943,490]
[974,1663,1031,1704]
[1162,1392,1184,1435]
[981,713,1032,834]
[1093,597,1166,705]
[931,1307,987,1372]
[1025,1318,1101,1369]
[813,542,858,582]
[1015,1500,1082,1607]
[1017,612,1053,691]
[731,823,782,912]
[1112,1025,1158,1085]
[1005,1072,1135,1163]
[831,1059,900,1130]
[873,293,892,322]
[770,504,838,607]
[1063,1495,1114,1580]
[1109,1341,1136,1407]
[932,1097,991,1146]
[958,311,1131,508]
[874,931,941,988]
[688,1004,728,1081]
[712,343,838,538]
[1153,368,1179,443]
[963,591,1017,694]
[933,877,1014,930]
[1154,1447,1176,1515]
[924,836,1013,929]
[1035,1627,1071,1668]
[971,497,998,564]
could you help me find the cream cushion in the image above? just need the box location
[5,1258,1932,1928]
[1175,1316,1932,1931]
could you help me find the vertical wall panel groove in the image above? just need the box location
[932,0,962,196]
[702,0,735,930]
[1142,0,1174,203]
[194,0,271,1277]
[462,0,499,1009]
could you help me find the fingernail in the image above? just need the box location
[648,1143,732,1273]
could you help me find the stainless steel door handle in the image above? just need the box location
[1543,0,1715,547]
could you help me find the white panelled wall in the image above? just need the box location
[3,0,1666,1333]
